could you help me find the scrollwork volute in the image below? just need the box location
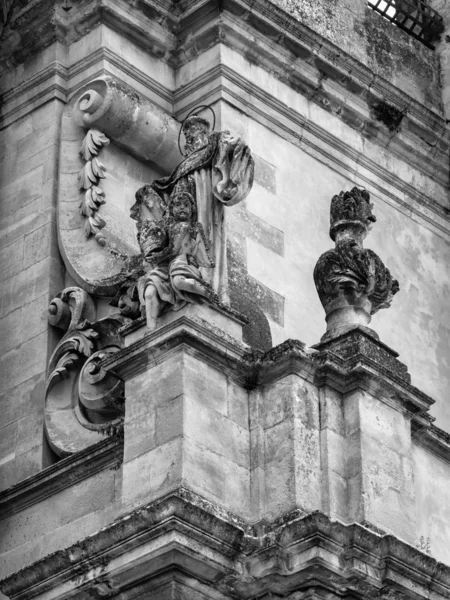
[314,187,399,342]
[45,287,129,457]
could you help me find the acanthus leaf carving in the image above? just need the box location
[78,128,109,246]
[80,128,110,161]
[45,287,129,458]
[80,187,106,217]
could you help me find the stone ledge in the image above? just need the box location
[2,0,448,199]
[175,1,450,188]
[0,437,119,521]
[2,12,449,237]
[2,488,450,600]
[104,318,443,459]
[105,317,436,423]
[413,422,450,463]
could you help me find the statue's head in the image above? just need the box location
[330,187,376,243]
[169,191,196,222]
[182,115,211,155]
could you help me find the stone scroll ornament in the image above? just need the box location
[314,187,399,342]
[111,106,255,329]
[44,287,130,457]
[78,128,110,246]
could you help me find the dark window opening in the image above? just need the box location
[368,0,444,49]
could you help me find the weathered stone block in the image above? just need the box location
[253,153,277,194]
[15,409,44,457]
[264,453,297,517]
[321,428,346,476]
[20,293,51,343]
[155,395,184,447]
[0,308,22,354]
[183,354,228,415]
[0,445,42,493]
[0,239,24,283]
[16,127,57,164]
[0,372,45,428]
[184,396,249,469]
[342,389,416,541]
[358,391,411,456]
[23,222,54,269]
[3,115,32,144]
[0,332,47,392]
[0,422,17,467]
[120,355,184,420]
[183,438,251,517]
[0,202,50,252]
[227,380,249,429]
[0,165,43,221]
[319,387,344,435]
[123,438,183,507]
[124,410,157,463]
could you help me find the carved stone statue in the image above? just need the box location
[132,186,214,329]
[127,111,254,328]
[314,187,399,341]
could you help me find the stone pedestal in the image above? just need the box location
[314,328,422,542]
[111,303,252,518]
[250,374,322,520]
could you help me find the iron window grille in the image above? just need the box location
[368,0,444,49]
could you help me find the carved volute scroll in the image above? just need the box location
[314,187,399,342]
[45,287,129,457]
[58,77,182,297]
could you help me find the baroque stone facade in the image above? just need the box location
[1,1,450,599]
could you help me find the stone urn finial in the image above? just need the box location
[314,187,399,342]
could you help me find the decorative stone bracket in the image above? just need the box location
[45,287,130,457]
[58,77,182,296]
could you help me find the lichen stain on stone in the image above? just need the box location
[371,101,404,132]
[360,13,394,77]
[269,0,340,44]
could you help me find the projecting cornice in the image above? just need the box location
[2,488,450,600]
[1,0,449,237]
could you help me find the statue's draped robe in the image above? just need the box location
[151,131,254,302]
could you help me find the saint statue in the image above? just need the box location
[128,109,254,329]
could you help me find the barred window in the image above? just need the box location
[368,0,444,48]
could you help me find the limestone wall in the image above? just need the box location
[1,0,450,592]
[271,0,442,111]
[413,442,450,564]
[212,56,450,431]
[0,101,65,489]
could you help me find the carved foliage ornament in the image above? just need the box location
[314,187,399,342]
[45,287,129,457]
[78,128,109,246]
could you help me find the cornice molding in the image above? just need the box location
[105,319,448,461]
[2,488,450,600]
[2,52,449,242]
[2,1,449,238]
[0,437,119,521]
[176,62,450,239]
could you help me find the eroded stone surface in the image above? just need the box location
[314,187,399,342]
